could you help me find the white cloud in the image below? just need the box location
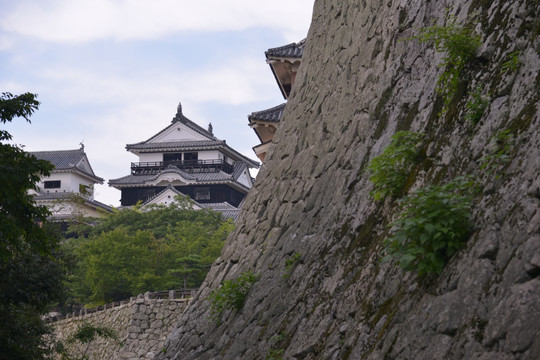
[2,0,313,44]
[34,56,278,112]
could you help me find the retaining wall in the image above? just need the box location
[51,291,191,360]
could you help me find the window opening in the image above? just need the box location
[44,180,61,189]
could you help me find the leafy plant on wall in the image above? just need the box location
[414,15,481,114]
[207,271,259,323]
[382,176,480,276]
[367,131,424,201]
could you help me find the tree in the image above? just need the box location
[66,198,234,305]
[0,92,54,261]
[169,254,203,292]
[72,228,170,305]
[0,92,67,359]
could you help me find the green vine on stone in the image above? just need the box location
[502,50,521,73]
[367,131,424,201]
[478,129,514,179]
[382,176,480,276]
[465,86,489,125]
[414,16,481,114]
[207,271,259,322]
[282,252,302,279]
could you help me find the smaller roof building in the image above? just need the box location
[248,103,286,162]
[266,39,305,100]
[249,39,305,162]
[30,146,112,220]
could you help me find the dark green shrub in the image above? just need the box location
[383,176,479,276]
[367,131,424,201]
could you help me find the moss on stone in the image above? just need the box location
[396,100,420,132]
[371,38,384,62]
[342,212,381,259]
[506,100,537,133]
[372,87,394,139]
[365,287,406,356]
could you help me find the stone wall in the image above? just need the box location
[157,0,540,359]
[52,292,189,360]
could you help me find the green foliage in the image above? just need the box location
[66,199,234,306]
[207,271,259,321]
[0,92,55,261]
[415,17,481,112]
[71,228,168,305]
[282,252,302,279]
[266,332,287,360]
[266,349,284,360]
[0,92,67,360]
[478,129,514,179]
[169,254,203,292]
[383,176,479,276]
[58,322,117,360]
[465,86,489,125]
[502,50,521,73]
[367,131,424,201]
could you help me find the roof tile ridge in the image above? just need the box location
[265,38,306,55]
[30,148,83,154]
[249,103,286,119]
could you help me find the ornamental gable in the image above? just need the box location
[149,122,209,143]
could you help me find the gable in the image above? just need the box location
[149,122,209,143]
[236,169,253,188]
[76,156,94,175]
[144,187,203,209]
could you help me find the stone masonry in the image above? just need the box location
[52,292,189,360]
[157,0,540,359]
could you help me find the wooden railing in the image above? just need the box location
[131,159,234,175]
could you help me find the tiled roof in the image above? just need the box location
[124,102,259,169]
[171,103,217,138]
[231,161,248,180]
[31,149,84,169]
[142,185,183,206]
[109,166,236,186]
[126,140,224,151]
[265,39,306,59]
[199,202,241,220]
[133,103,218,147]
[248,103,286,123]
[33,192,112,212]
[141,186,241,220]
[30,148,104,182]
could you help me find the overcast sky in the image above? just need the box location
[0,0,314,207]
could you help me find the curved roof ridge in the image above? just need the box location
[248,103,286,123]
[131,102,218,146]
[265,38,306,59]
[30,148,103,183]
[171,103,217,140]
[150,166,197,181]
[126,139,224,151]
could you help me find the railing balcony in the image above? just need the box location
[131,159,234,175]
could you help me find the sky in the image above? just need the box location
[0,0,314,207]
